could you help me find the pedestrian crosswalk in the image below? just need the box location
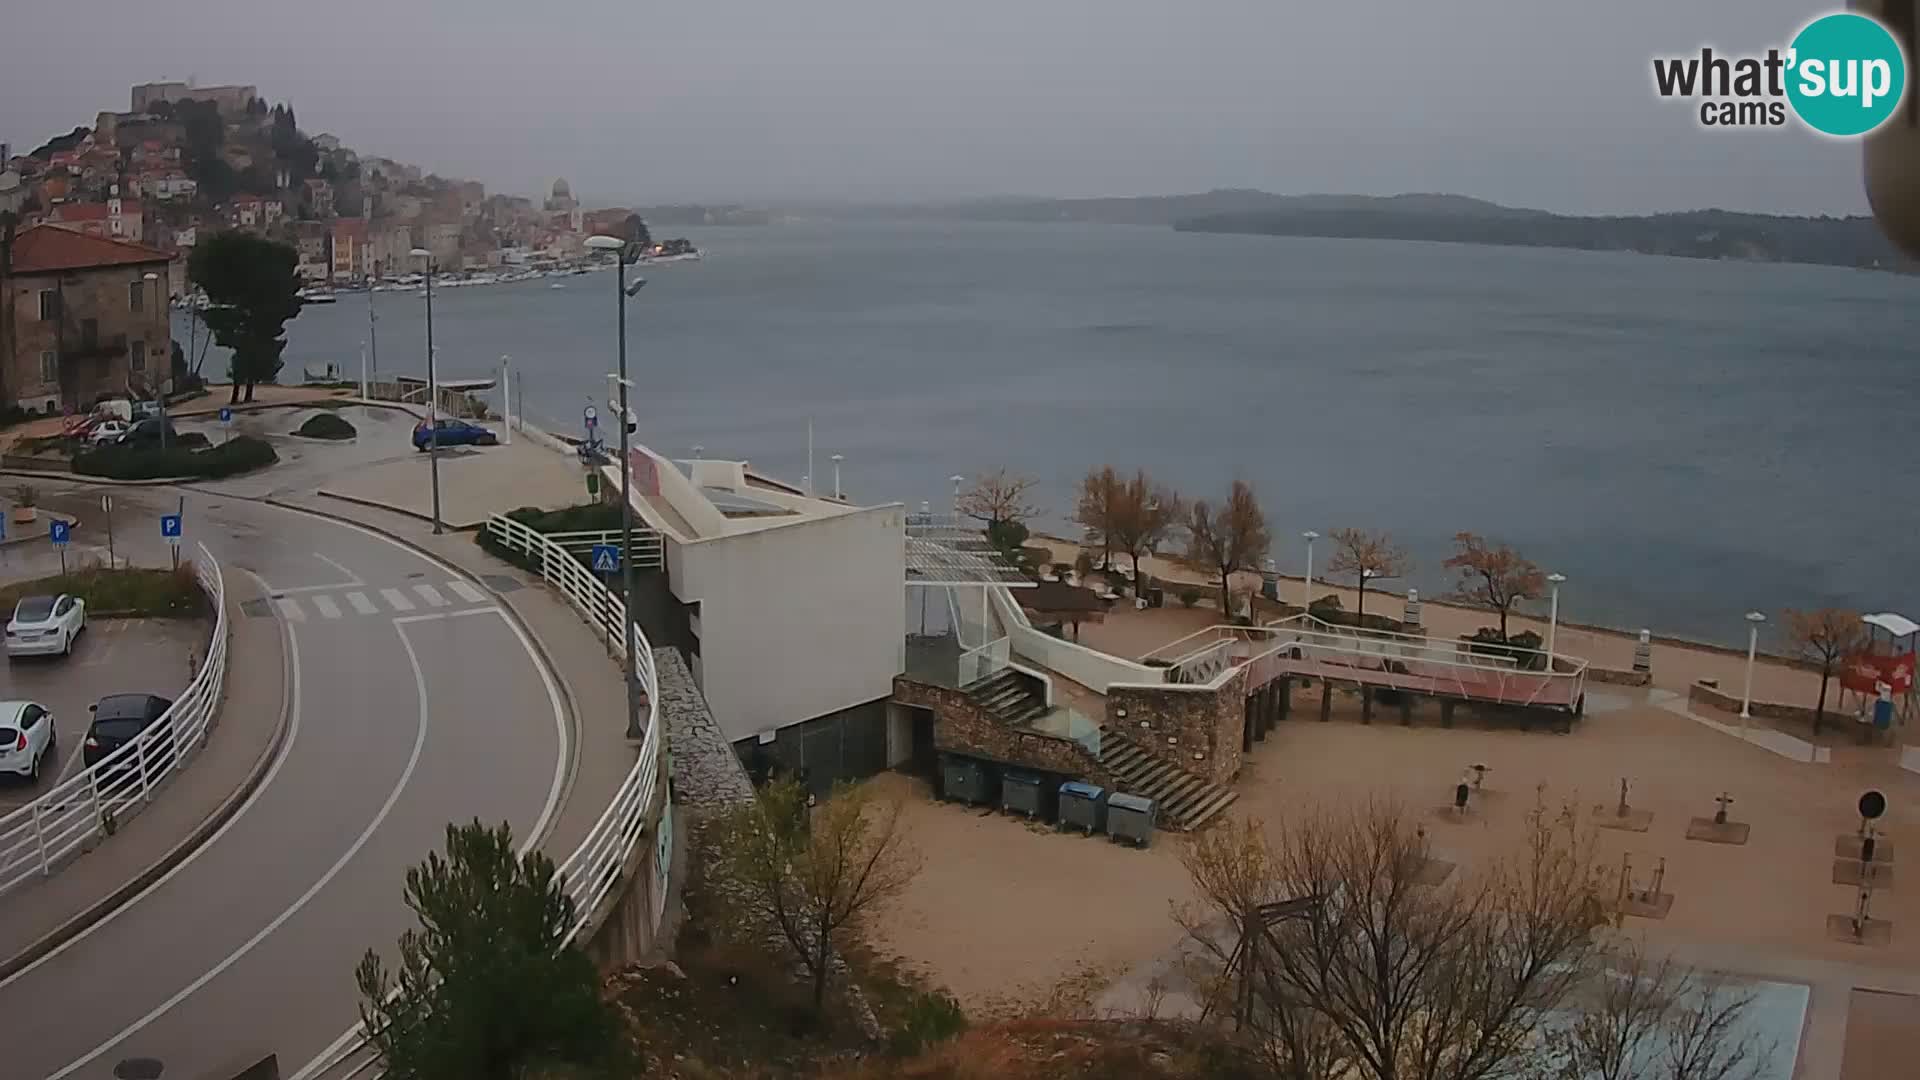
[270,580,490,622]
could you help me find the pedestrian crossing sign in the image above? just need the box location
[591,544,620,573]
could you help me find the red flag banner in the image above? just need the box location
[1840,650,1916,695]
[627,449,660,497]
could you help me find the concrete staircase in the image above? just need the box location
[965,669,1050,727]
[1097,727,1239,831]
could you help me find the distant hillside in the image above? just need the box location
[1177,205,1914,273]
[863,189,1546,227]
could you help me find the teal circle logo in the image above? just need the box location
[1786,13,1908,137]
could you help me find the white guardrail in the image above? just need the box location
[0,542,227,900]
[482,512,663,944]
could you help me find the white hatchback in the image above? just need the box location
[0,701,56,782]
[5,594,87,658]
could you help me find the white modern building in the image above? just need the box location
[605,445,906,777]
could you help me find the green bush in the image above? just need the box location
[74,435,278,480]
[887,990,967,1056]
[1463,628,1547,670]
[0,566,204,617]
[294,411,357,439]
[474,502,624,574]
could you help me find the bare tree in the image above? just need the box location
[957,467,1039,529]
[1109,469,1183,589]
[1782,608,1866,734]
[1074,465,1122,571]
[1443,532,1547,640]
[1544,938,1770,1080]
[1186,480,1269,618]
[1326,527,1411,624]
[1175,797,1615,1080]
[713,778,922,1011]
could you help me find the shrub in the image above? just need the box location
[0,565,204,617]
[74,435,278,480]
[1179,586,1202,608]
[474,501,625,574]
[887,990,967,1056]
[1463,627,1546,669]
[294,411,357,439]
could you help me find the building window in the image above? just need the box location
[129,281,144,313]
[131,340,147,372]
[39,352,57,386]
[38,290,58,321]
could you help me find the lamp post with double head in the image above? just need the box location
[586,234,647,740]
[408,248,442,533]
[1741,611,1766,728]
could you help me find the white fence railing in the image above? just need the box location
[540,528,666,572]
[482,513,664,941]
[0,543,227,900]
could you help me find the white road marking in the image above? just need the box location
[412,583,448,608]
[313,552,362,585]
[446,580,486,604]
[379,588,414,612]
[311,595,342,620]
[48,618,431,1080]
[294,603,566,1080]
[274,597,306,622]
[345,592,378,616]
[0,570,303,991]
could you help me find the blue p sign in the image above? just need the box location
[49,521,70,545]
[219,407,233,424]
[160,514,182,540]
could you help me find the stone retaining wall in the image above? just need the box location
[1588,667,1652,687]
[1106,667,1246,786]
[1687,680,1822,727]
[892,676,1115,788]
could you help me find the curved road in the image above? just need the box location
[0,489,570,1079]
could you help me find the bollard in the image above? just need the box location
[1361,685,1373,725]
[1404,588,1422,630]
[1633,629,1652,675]
[1321,680,1333,722]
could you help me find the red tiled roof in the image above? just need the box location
[10,225,171,274]
[46,200,142,222]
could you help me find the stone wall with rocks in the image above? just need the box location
[1105,668,1246,786]
[1688,679,1824,727]
[893,676,1115,788]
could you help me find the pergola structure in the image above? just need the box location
[904,514,1032,688]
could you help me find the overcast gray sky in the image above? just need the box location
[0,0,1875,215]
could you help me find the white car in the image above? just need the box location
[89,420,130,444]
[0,701,56,782]
[6,594,87,658]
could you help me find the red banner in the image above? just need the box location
[627,449,660,497]
[1840,650,1916,695]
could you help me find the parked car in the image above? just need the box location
[6,593,87,658]
[0,701,57,783]
[412,418,498,451]
[83,693,176,772]
[88,419,130,444]
[131,399,162,420]
[117,417,180,448]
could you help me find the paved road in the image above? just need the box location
[0,485,570,1079]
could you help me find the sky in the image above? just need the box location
[0,0,1880,215]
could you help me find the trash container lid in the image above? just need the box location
[1004,769,1041,785]
[1109,792,1155,814]
[1059,781,1105,799]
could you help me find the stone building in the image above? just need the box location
[2,226,172,412]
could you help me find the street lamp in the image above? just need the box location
[831,453,844,500]
[586,233,647,741]
[1740,611,1766,726]
[1545,572,1567,663]
[408,248,443,534]
[1302,531,1320,612]
[143,272,169,450]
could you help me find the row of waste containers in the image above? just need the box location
[940,754,1156,848]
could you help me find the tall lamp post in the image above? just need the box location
[1545,572,1567,663]
[1301,530,1320,612]
[142,271,169,450]
[1740,611,1766,728]
[585,234,647,740]
[408,248,442,534]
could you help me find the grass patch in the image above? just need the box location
[0,565,205,617]
[293,412,357,439]
[74,435,277,480]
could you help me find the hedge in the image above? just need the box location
[294,412,357,439]
[474,502,624,574]
[74,435,278,480]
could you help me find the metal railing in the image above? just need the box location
[540,528,666,572]
[0,543,227,900]
[957,636,1011,687]
[482,513,663,940]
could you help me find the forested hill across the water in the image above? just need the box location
[842,190,1912,273]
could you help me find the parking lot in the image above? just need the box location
[0,618,206,809]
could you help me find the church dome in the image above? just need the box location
[552,178,572,199]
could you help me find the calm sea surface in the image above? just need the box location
[240,219,1920,647]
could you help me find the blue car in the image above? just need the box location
[412,418,498,451]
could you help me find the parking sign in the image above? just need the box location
[161,514,183,541]
[49,520,70,546]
